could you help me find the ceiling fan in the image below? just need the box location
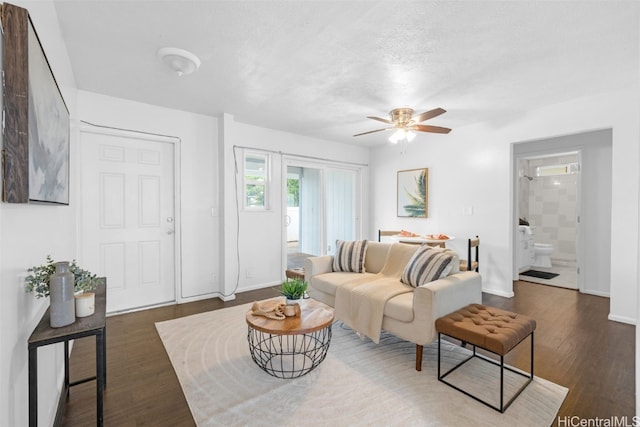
[353,107,452,142]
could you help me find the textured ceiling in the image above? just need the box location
[53,1,639,146]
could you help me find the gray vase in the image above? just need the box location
[49,262,76,328]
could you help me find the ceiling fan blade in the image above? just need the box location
[413,108,446,123]
[367,116,394,125]
[413,124,452,134]
[353,127,393,137]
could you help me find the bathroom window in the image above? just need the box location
[244,152,270,210]
[535,162,580,177]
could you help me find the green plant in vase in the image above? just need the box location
[26,255,99,298]
[280,278,307,302]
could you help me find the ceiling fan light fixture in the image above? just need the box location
[157,47,201,76]
[388,130,401,144]
[354,106,450,153]
[388,128,415,144]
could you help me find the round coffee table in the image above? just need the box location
[246,298,334,379]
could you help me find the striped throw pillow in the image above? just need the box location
[401,245,454,287]
[333,240,368,273]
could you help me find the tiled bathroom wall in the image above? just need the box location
[520,154,578,265]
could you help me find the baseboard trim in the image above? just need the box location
[482,287,515,298]
[215,281,281,301]
[608,314,636,325]
[581,289,610,298]
[106,300,175,317]
[179,292,221,304]
[217,293,237,302]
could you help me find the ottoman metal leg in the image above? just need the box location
[437,332,534,413]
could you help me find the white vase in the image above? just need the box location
[75,292,95,317]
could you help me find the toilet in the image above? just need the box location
[533,243,554,268]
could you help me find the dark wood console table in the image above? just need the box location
[28,280,107,427]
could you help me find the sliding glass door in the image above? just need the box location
[284,160,360,269]
[325,168,357,255]
[298,166,322,258]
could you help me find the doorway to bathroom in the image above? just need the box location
[516,153,580,290]
[512,129,613,297]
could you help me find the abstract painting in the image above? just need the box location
[27,19,70,204]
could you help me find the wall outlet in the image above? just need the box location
[463,206,474,216]
[212,273,217,283]
[245,269,253,278]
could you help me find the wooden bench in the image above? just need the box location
[435,304,536,413]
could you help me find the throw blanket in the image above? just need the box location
[335,244,417,343]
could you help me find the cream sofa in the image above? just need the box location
[305,241,482,370]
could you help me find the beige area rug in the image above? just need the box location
[156,303,567,427]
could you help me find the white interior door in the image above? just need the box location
[80,129,176,313]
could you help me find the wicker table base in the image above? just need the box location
[246,298,334,379]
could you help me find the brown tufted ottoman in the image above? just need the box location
[435,304,536,413]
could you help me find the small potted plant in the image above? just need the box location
[26,255,99,317]
[280,278,308,304]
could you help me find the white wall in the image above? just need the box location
[370,87,639,324]
[0,1,78,426]
[77,91,218,302]
[218,116,369,297]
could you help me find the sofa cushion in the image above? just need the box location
[363,242,392,274]
[335,276,413,343]
[383,292,414,322]
[379,243,421,278]
[311,272,379,296]
[333,240,368,273]
[401,245,454,288]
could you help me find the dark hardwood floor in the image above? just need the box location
[486,282,635,423]
[62,281,634,426]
